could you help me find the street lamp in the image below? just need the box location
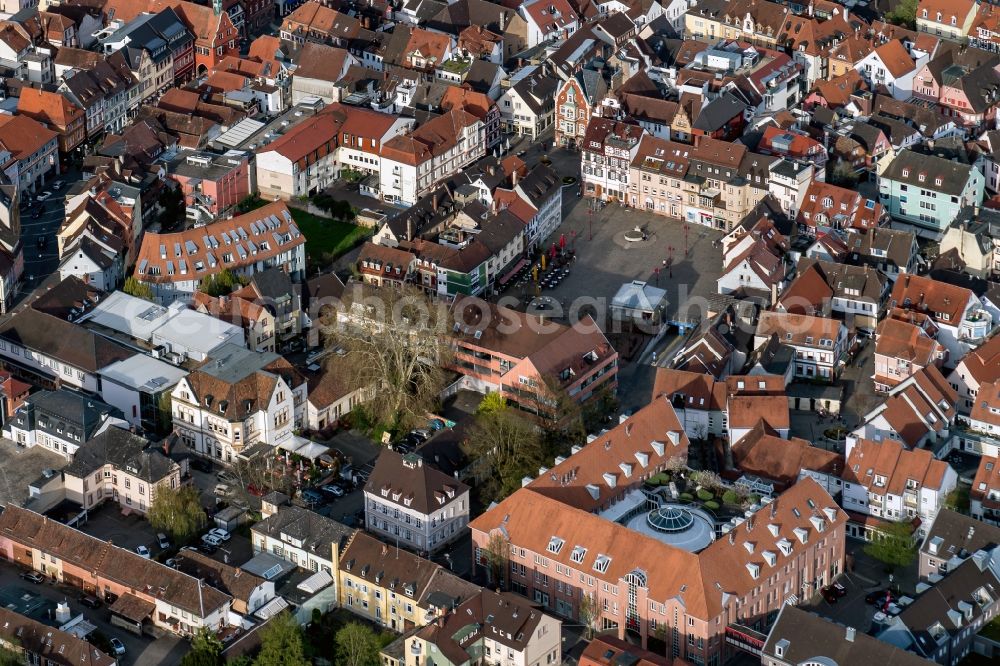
[654,266,660,285]
[683,223,690,257]
[666,246,675,278]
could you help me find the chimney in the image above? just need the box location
[512,169,519,187]
[406,216,415,241]
[845,627,856,642]
[771,281,779,307]
[432,193,439,212]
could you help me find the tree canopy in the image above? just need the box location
[253,611,308,666]
[180,628,223,666]
[147,485,207,544]
[334,622,383,666]
[123,277,154,301]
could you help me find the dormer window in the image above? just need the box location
[547,536,565,554]
[745,562,760,579]
[902,168,909,177]
[570,545,587,563]
[593,554,611,574]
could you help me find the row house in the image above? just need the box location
[916,0,978,42]
[0,23,52,85]
[519,0,579,47]
[873,316,947,393]
[364,449,471,555]
[0,505,232,635]
[627,134,690,218]
[470,477,846,665]
[682,138,776,232]
[339,530,482,633]
[499,67,559,139]
[555,69,608,149]
[948,332,1000,415]
[449,297,619,413]
[166,0,239,75]
[939,208,1000,278]
[251,500,355,586]
[100,7,192,105]
[57,53,137,139]
[878,150,985,240]
[684,0,791,49]
[964,380,1000,458]
[754,310,850,382]
[59,171,143,267]
[841,437,957,540]
[279,3,362,46]
[0,114,59,195]
[971,454,1000,525]
[256,103,414,200]
[889,273,993,362]
[170,346,306,464]
[850,365,958,452]
[0,606,115,666]
[796,181,884,236]
[16,88,86,156]
[133,201,305,302]
[846,227,919,281]
[855,38,925,101]
[379,108,485,207]
[581,117,645,202]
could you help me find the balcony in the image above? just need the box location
[725,624,766,657]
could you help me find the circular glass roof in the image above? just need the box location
[647,506,695,533]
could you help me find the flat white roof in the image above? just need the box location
[100,354,188,392]
[215,118,266,148]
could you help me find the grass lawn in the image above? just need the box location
[982,617,1000,642]
[289,208,370,264]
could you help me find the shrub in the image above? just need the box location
[704,500,720,510]
[679,492,694,501]
[722,490,740,505]
[696,489,714,501]
[749,494,762,505]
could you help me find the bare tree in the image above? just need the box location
[578,592,599,639]
[463,406,543,503]
[318,285,451,432]
[482,530,510,590]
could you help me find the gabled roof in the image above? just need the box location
[733,423,843,488]
[365,449,469,514]
[889,273,975,326]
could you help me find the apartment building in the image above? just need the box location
[62,427,181,514]
[132,201,306,303]
[0,606,116,666]
[879,150,985,239]
[170,345,306,463]
[338,531,480,632]
[255,103,413,200]
[251,502,354,579]
[851,365,958,451]
[0,505,232,635]
[0,114,59,195]
[627,135,690,218]
[379,107,486,206]
[581,117,645,202]
[754,311,850,382]
[873,317,947,392]
[916,0,978,41]
[167,150,251,219]
[762,605,934,666]
[16,88,86,155]
[554,70,608,149]
[681,139,776,232]
[842,437,957,540]
[921,509,1000,579]
[877,546,1000,665]
[971,455,1000,526]
[889,273,993,361]
[5,390,126,459]
[399,589,562,666]
[449,298,618,414]
[948,332,1000,414]
[470,477,846,665]
[364,450,470,555]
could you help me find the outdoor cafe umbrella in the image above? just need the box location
[550,243,557,259]
[559,234,566,249]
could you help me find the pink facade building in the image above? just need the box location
[167,150,251,218]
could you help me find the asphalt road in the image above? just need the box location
[18,171,81,297]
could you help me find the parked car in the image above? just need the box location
[20,571,44,584]
[216,470,237,483]
[134,545,151,559]
[820,585,839,604]
[865,589,896,605]
[109,638,125,656]
[165,558,178,569]
[52,180,64,190]
[198,542,218,554]
[214,483,232,497]
[35,191,52,201]
[208,528,230,542]
[157,533,170,550]
[830,581,848,597]
[79,594,102,609]
[301,489,324,506]
[201,533,222,547]
[320,484,345,497]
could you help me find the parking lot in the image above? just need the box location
[79,502,164,556]
[0,565,185,665]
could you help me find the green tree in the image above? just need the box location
[886,0,918,29]
[254,611,307,666]
[199,268,247,297]
[476,392,507,415]
[944,486,970,514]
[156,392,173,435]
[180,628,223,666]
[334,622,382,666]
[864,520,918,570]
[123,276,154,301]
[0,640,21,666]
[147,485,207,544]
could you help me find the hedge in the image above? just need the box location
[704,500,720,510]
[722,490,740,505]
[696,489,714,501]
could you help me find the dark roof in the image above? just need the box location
[882,150,977,195]
[0,308,135,373]
[64,427,177,483]
[464,60,501,95]
[897,550,1000,658]
[364,449,469,514]
[0,605,116,666]
[692,92,746,132]
[762,605,931,666]
[251,505,354,554]
[922,509,1000,564]
[12,389,121,443]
